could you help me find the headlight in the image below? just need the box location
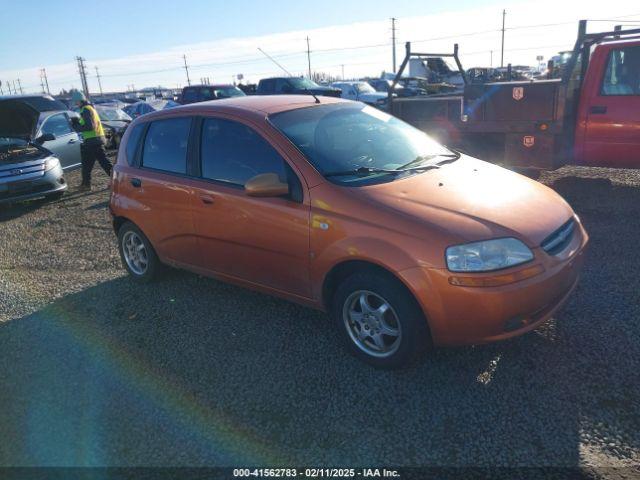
[44,156,60,172]
[446,238,534,272]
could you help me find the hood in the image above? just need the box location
[358,156,574,247]
[0,100,38,139]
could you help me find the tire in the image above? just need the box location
[331,271,430,368]
[117,221,161,283]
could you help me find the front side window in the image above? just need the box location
[270,103,453,185]
[601,46,640,96]
[200,118,286,186]
[41,114,73,136]
[141,117,191,174]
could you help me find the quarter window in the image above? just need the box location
[601,46,640,96]
[125,123,145,165]
[42,114,73,136]
[141,117,191,174]
[200,118,286,186]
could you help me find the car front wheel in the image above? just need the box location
[332,271,430,368]
[117,221,160,282]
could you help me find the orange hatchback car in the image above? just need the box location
[109,95,588,368]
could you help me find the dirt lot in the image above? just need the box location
[0,162,639,473]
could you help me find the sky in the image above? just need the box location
[1,0,639,94]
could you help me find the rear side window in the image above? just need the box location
[125,123,145,165]
[141,117,191,174]
[200,118,286,186]
[601,46,640,96]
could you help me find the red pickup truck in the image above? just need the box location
[390,21,640,172]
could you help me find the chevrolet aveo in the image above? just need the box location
[109,95,588,368]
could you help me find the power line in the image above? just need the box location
[257,47,293,76]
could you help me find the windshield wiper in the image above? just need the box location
[324,166,401,177]
[398,152,460,171]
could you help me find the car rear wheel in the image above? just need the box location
[117,221,160,282]
[332,271,430,368]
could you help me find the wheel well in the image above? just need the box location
[322,260,411,310]
[112,215,130,234]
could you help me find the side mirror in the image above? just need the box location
[35,133,55,144]
[245,173,289,197]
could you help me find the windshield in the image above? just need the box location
[214,86,246,98]
[270,103,453,185]
[288,78,320,89]
[97,108,132,122]
[355,82,376,94]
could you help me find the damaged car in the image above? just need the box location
[0,136,66,204]
[0,95,75,203]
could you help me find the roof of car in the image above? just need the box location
[138,94,349,119]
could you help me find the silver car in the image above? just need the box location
[0,95,82,170]
[0,136,66,203]
[0,95,77,203]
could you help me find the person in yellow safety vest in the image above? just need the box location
[70,90,112,191]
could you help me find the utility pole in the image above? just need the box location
[391,17,397,73]
[500,9,506,68]
[183,54,191,86]
[95,66,103,95]
[76,56,90,98]
[17,78,23,94]
[40,75,46,93]
[306,37,312,79]
[41,68,51,94]
[341,64,345,80]
[490,50,493,67]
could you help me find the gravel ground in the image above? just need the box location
[0,162,639,474]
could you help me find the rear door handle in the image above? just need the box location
[589,105,607,114]
[130,178,142,188]
[200,195,214,205]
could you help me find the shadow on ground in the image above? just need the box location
[0,172,638,468]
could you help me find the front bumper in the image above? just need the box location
[400,220,589,346]
[0,164,67,204]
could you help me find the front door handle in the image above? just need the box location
[130,178,142,188]
[200,195,214,205]
[589,105,607,114]
[68,138,78,144]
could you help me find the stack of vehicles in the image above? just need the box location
[390,21,640,173]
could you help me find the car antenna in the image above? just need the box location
[304,88,320,104]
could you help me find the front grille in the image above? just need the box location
[541,219,575,255]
